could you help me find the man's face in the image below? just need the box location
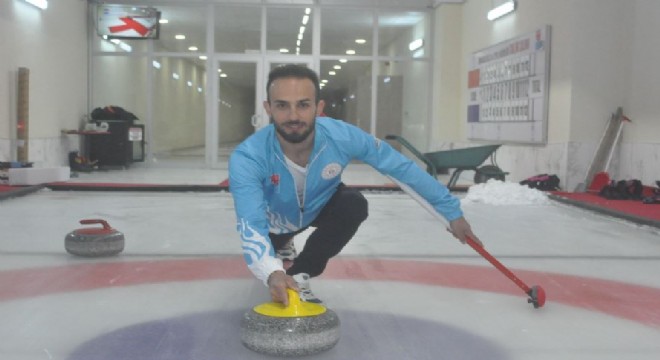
[264,77,325,144]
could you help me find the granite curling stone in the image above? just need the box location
[241,288,340,357]
[65,219,125,257]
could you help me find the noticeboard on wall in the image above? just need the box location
[467,25,551,144]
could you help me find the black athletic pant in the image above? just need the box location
[269,184,368,278]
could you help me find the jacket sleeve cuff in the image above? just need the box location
[249,256,285,286]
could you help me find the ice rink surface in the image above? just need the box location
[0,164,658,359]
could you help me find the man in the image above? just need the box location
[229,64,480,305]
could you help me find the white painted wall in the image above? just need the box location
[434,0,660,189]
[0,0,87,166]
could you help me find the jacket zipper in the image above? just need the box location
[275,143,327,228]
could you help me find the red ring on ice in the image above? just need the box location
[0,257,658,327]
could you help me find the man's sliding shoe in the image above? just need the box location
[276,239,297,261]
[292,273,322,303]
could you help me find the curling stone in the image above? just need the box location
[241,288,340,357]
[65,219,124,257]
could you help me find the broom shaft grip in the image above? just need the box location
[465,236,530,293]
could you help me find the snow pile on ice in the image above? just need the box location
[462,179,550,205]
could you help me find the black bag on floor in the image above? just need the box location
[91,106,138,123]
[642,181,660,204]
[599,179,643,200]
[520,174,560,191]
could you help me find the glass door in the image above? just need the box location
[211,59,262,167]
[210,58,312,168]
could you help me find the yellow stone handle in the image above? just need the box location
[253,287,325,317]
[286,288,301,308]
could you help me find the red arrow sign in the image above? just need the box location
[109,17,151,36]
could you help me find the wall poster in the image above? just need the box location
[467,25,551,144]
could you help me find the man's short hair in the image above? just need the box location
[266,64,321,103]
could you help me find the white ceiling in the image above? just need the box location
[98,0,465,10]
[94,0,466,90]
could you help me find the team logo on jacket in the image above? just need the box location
[270,173,280,186]
[322,163,342,180]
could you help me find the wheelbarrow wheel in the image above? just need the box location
[474,165,505,184]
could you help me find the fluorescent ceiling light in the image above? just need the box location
[188,46,198,51]
[175,34,186,40]
[355,39,366,44]
[346,50,356,55]
[487,0,516,21]
[119,42,132,52]
[23,0,48,9]
[159,19,169,24]
[302,15,309,25]
[408,38,423,52]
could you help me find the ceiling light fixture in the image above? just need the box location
[159,19,169,24]
[302,15,309,25]
[188,46,198,51]
[487,0,517,21]
[346,50,356,55]
[119,42,132,52]
[408,38,424,52]
[23,0,48,10]
[355,39,366,44]
[175,34,186,40]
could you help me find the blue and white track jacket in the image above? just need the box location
[229,117,462,284]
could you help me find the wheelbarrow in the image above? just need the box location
[385,135,507,188]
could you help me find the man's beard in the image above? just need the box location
[273,117,315,144]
